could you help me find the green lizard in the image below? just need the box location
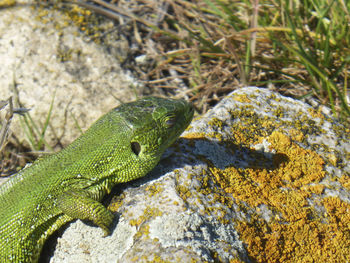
[0,97,194,263]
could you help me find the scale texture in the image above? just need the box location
[0,97,193,263]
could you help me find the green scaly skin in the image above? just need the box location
[0,97,194,263]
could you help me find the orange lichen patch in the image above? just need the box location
[301,184,325,195]
[108,192,126,212]
[66,5,92,26]
[320,197,350,261]
[63,5,105,38]
[145,183,164,197]
[229,113,275,146]
[308,108,324,119]
[233,94,253,103]
[287,128,304,142]
[208,118,224,129]
[326,153,338,166]
[339,175,350,191]
[0,0,15,8]
[232,130,252,146]
[134,224,150,239]
[181,132,206,140]
[129,206,163,227]
[268,131,325,187]
[209,131,350,262]
[229,259,245,263]
[34,3,107,42]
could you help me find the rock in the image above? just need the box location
[0,3,139,148]
[49,87,350,262]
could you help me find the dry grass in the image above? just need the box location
[61,0,349,120]
[0,98,34,176]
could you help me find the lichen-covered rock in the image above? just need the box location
[51,87,350,262]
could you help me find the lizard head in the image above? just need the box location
[105,96,194,183]
[55,96,193,193]
[126,97,193,155]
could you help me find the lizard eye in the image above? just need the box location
[165,116,176,128]
[131,141,141,156]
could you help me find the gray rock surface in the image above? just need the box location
[50,87,350,262]
[0,3,138,147]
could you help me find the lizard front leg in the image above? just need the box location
[57,189,114,236]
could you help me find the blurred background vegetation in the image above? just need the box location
[1,0,349,175]
[62,0,350,120]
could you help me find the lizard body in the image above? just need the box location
[0,97,194,263]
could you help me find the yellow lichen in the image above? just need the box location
[339,175,350,191]
[326,153,338,166]
[207,130,349,262]
[130,206,163,227]
[108,192,126,212]
[308,108,324,119]
[288,128,304,142]
[233,94,252,103]
[0,0,15,7]
[182,131,207,139]
[33,3,109,45]
[135,224,150,239]
[146,183,164,197]
[208,118,224,129]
